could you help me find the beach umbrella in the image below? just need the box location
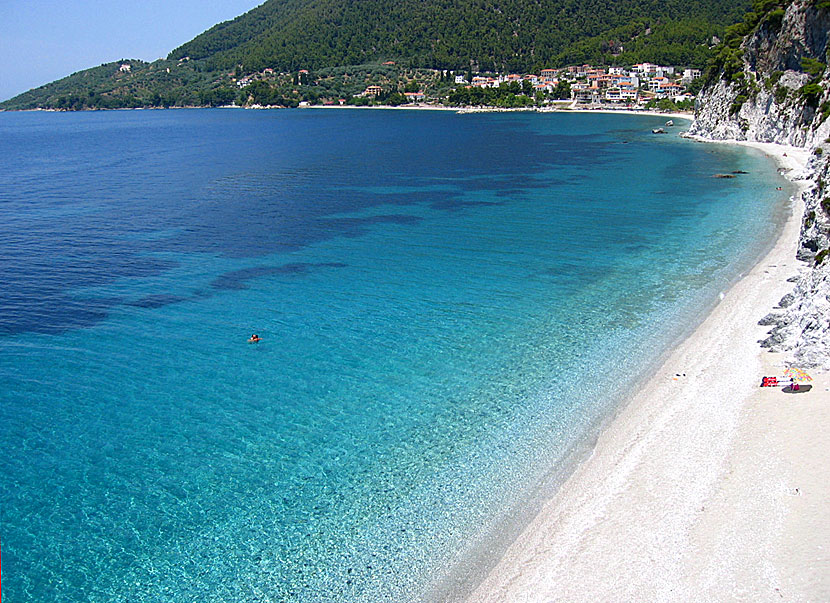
[783,367,812,382]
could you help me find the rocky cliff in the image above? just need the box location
[690,0,830,145]
[689,0,830,369]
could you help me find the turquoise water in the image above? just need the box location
[0,109,787,601]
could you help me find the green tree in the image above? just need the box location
[552,80,571,99]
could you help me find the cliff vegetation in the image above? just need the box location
[691,0,830,367]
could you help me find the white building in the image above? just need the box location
[611,75,639,88]
[649,77,684,97]
[633,63,657,76]
[471,76,499,88]
[540,68,558,82]
[605,86,638,103]
[681,68,702,84]
[648,76,670,91]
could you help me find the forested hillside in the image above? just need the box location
[171,0,748,73]
[1,0,750,110]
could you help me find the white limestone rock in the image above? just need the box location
[691,0,830,368]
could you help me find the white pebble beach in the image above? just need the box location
[465,143,830,602]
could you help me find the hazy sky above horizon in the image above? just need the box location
[0,1,264,102]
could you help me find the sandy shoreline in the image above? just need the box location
[462,142,830,602]
[300,102,693,120]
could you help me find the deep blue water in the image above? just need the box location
[0,108,787,601]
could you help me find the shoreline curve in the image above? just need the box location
[457,141,830,601]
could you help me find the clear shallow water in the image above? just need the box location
[0,109,786,601]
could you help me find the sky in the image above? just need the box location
[0,1,264,102]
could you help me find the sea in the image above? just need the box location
[0,108,789,602]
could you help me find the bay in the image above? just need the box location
[0,108,787,601]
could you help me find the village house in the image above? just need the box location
[632,63,658,76]
[471,76,499,88]
[605,87,624,102]
[650,78,684,98]
[540,68,558,83]
[588,71,616,89]
[574,88,600,104]
[681,68,702,84]
[611,74,639,88]
[648,76,669,91]
[605,85,638,103]
[655,80,683,95]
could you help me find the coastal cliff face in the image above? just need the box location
[690,0,830,146]
[689,0,830,368]
[760,155,830,369]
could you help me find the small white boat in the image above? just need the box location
[652,127,666,134]
[665,119,674,126]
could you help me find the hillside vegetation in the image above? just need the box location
[702,0,830,118]
[171,0,748,73]
[1,0,750,110]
